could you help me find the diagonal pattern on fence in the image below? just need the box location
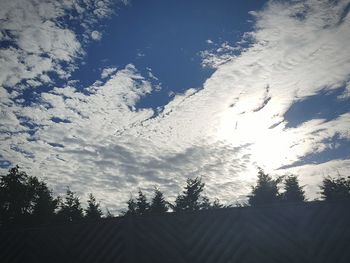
[1,202,350,263]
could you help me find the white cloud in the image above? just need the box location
[1,0,350,213]
[101,67,118,78]
[91,30,102,41]
[0,1,79,88]
[0,0,123,89]
[197,0,350,171]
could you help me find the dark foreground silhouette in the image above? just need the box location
[1,201,349,263]
[2,165,349,228]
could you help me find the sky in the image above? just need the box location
[1,0,350,212]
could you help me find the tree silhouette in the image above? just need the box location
[0,166,58,226]
[212,198,224,209]
[234,201,248,208]
[5,164,350,228]
[174,177,205,211]
[124,197,137,216]
[56,187,84,222]
[248,169,281,206]
[282,175,306,203]
[200,196,211,210]
[149,188,168,214]
[320,174,350,201]
[200,197,224,210]
[85,193,103,219]
[0,166,32,225]
[136,190,150,215]
[105,208,114,218]
[30,177,59,224]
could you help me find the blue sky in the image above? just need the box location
[72,0,266,108]
[1,0,350,212]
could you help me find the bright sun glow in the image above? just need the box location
[216,105,304,170]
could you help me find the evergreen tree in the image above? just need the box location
[320,175,350,201]
[200,197,224,210]
[30,177,59,224]
[234,201,248,208]
[0,166,57,226]
[282,175,305,203]
[150,188,168,214]
[174,177,205,211]
[85,193,102,219]
[248,169,281,206]
[0,166,32,224]
[136,190,150,215]
[212,198,224,209]
[124,197,137,216]
[105,208,114,218]
[200,196,211,210]
[56,188,84,222]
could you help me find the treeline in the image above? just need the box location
[0,166,349,227]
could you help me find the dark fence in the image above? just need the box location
[1,202,350,263]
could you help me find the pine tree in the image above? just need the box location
[105,208,114,218]
[200,196,211,210]
[248,169,281,206]
[320,175,350,201]
[174,177,205,211]
[85,193,103,219]
[150,188,168,214]
[200,197,224,210]
[30,178,58,223]
[56,188,84,222]
[212,198,224,209]
[282,175,305,203]
[0,166,58,225]
[0,166,33,224]
[124,197,137,216]
[136,190,150,215]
